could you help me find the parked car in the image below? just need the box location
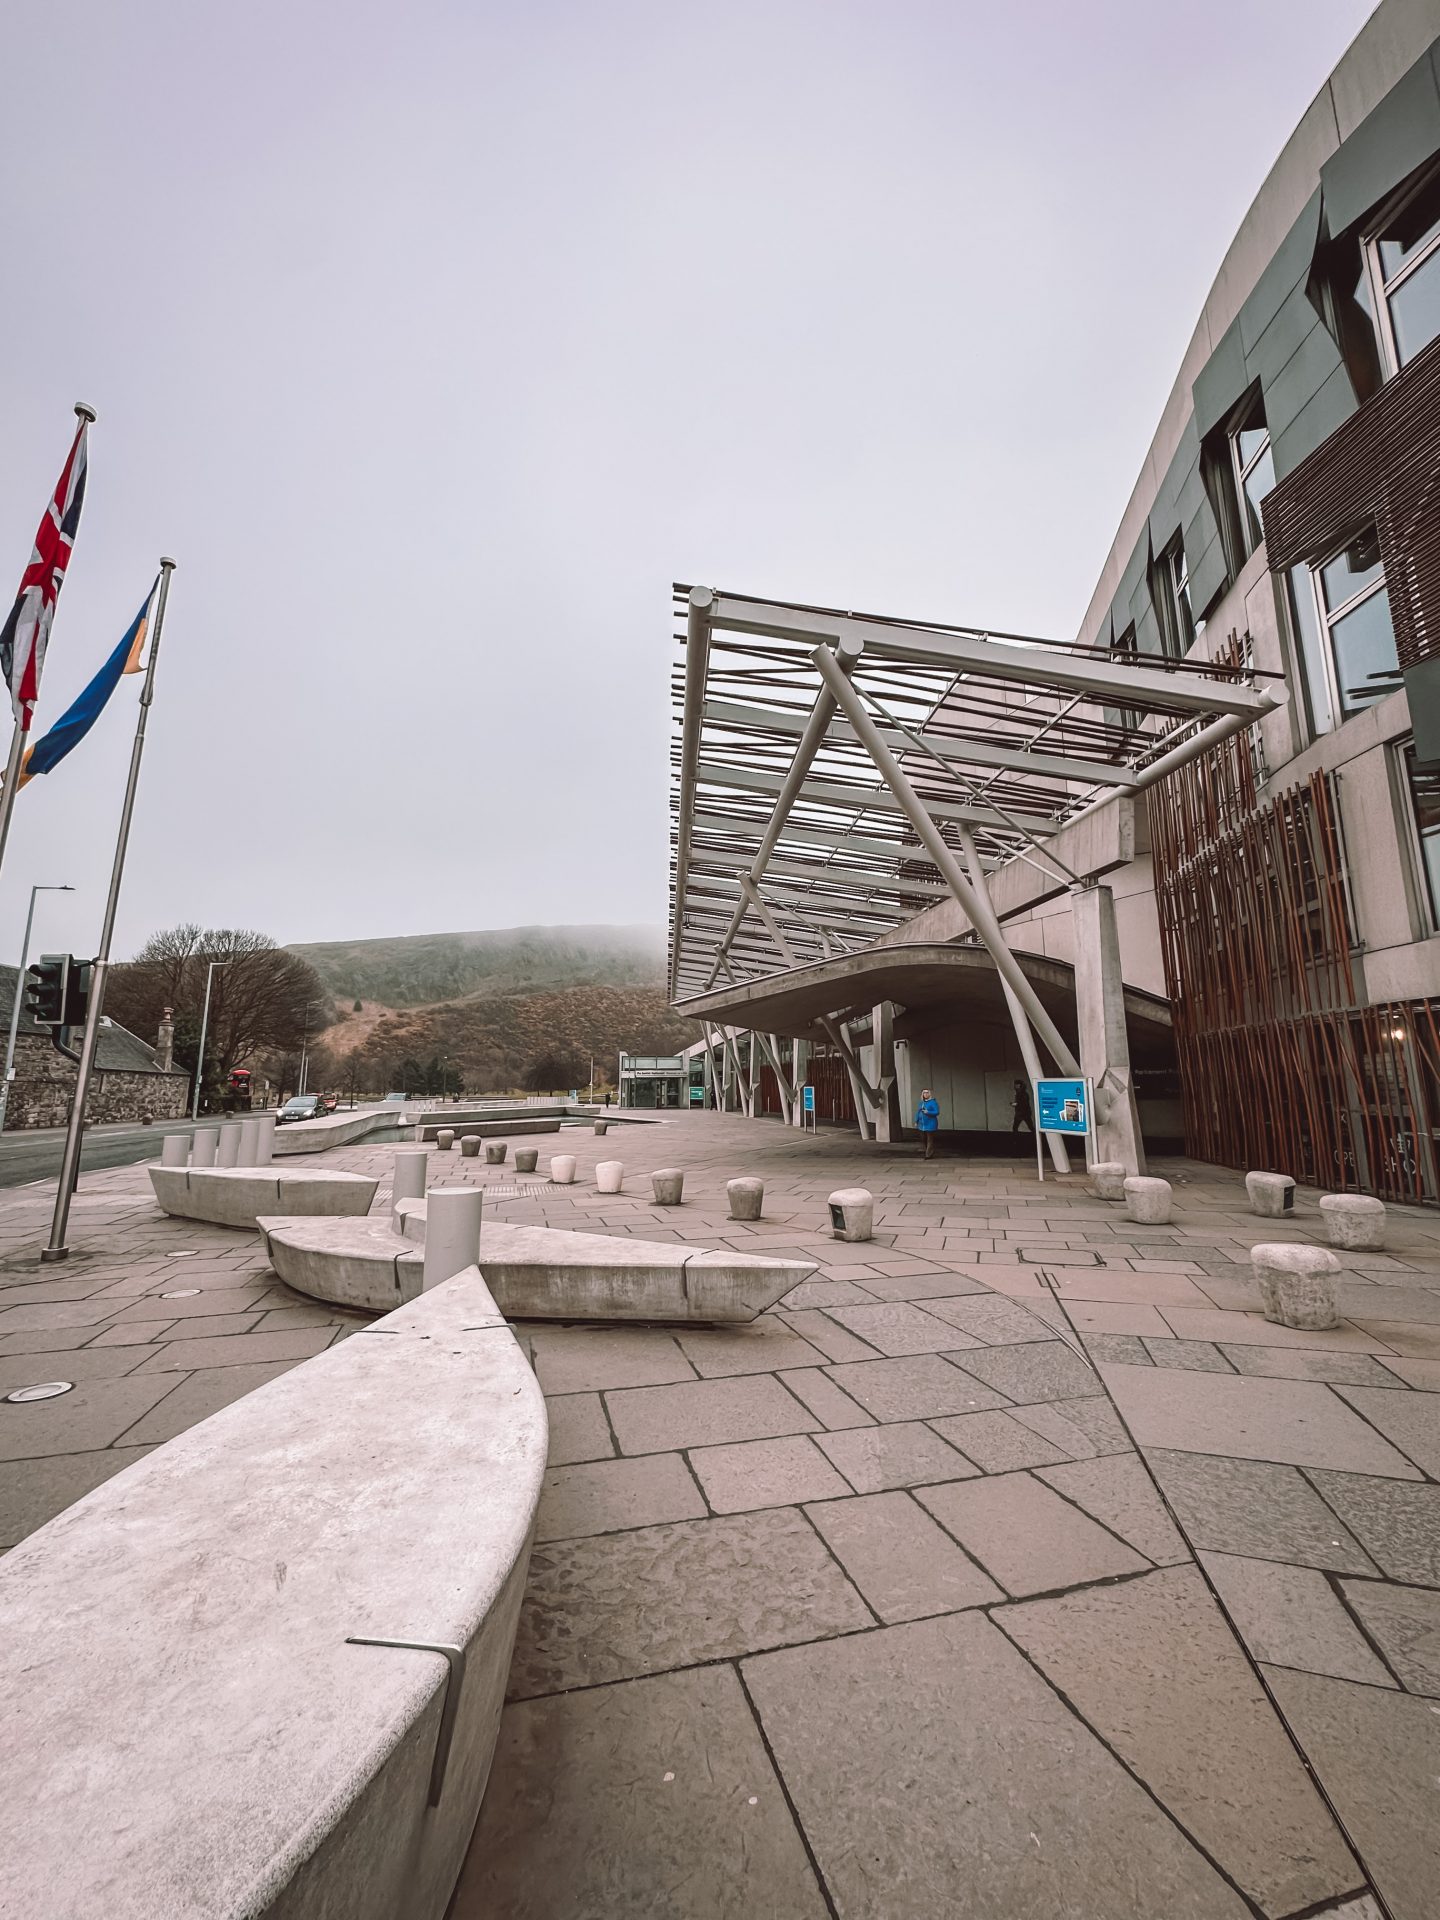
[276,1094,323,1125]
[319,1092,339,1113]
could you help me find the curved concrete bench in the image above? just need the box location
[267,1203,817,1322]
[151,1165,379,1230]
[273,1109,421,1155]
[0,1268,547,1920]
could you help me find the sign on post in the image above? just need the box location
[802,1083,815,1130]
[1032,1077,1093,1182]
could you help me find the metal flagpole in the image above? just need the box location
[42,559,175,1262]
[0,404,97,890]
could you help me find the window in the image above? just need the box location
[1289,524,1401,735]
[1229,393,1275,556]
[1109,623,1140,733]
[1363,164,1440,374]
[1400,743,1440,929]
[1150,537,1198,659]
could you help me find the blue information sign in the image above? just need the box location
[802,1084,815,1113]
[1034,1078,1091,1136]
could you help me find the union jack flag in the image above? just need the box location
[0,413,91,732]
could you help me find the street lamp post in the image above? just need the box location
[0,883,74,1137]
[191,959,229,1120]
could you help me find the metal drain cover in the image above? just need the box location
[161,1288,201,1298]
[5,1381,74,1404]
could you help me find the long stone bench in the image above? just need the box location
[273,1109,421,1155]
[150,1165,379,1229]
[262,1204,816,1322]
[0,1268,547,1920]
[417,1116,561,1143]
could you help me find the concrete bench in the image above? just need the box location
[1253,1242,1341,1330]
[150,1165,378,1231]
[1319,1192,1386,1250]
[267,1204,817,1323]
[417,1116,560,1143]
[0,1268,546,1920]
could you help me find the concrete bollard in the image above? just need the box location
[251,1116,276,1166]
[727,1177,764,1221]
[1124,1176,1173,1224]
[651,1168,684,1206]
[1089,1162,1126,1202]
[216,1123,242,1168]
[485,1142,508,1165]
[190,1127,219,1168]
[550,1155,577,1185]
[422,1185,484,1291]
[436,1128,455,1151]
[1253,1242,1341,1330]
[1319,1192,1386,1251]
[391,1148,430,1228]
[460,1134,481,1158]
[160,1133,189,1168]
[1246,1170,1296,1218]
[514,1148,539,1173]
[237,1117,261,1166]
[594,1120,608,1135]
[596,1160,624,1194]
[828,1187,874,1242]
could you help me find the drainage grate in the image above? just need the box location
[1016,1248,1103,1267]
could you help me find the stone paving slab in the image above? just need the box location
[1199,1552,1395,1686]
[814,1419,976,1492]
[805,1489,1003,1622]
[1338,1578,1440,1693]
[916,1470,1149,1596]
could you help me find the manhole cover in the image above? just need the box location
[5,1381,74,1404]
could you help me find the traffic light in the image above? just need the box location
[23,955,92,1030]
[25,954,70,1027]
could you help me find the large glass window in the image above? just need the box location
[1365,164,1440,373]
[1291,525,1401,735]
[1402,743,1440,930]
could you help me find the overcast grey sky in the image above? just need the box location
[0,0,1376,962]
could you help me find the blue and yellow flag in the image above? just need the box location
[15,579,155,788]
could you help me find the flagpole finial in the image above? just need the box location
[73,403,97,424]
[159,556,177,571]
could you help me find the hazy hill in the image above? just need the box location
[288,924,694,1091]
[289,924,665,1008]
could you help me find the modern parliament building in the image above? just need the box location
[667,0,1440,1207]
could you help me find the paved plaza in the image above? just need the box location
[2,1113,1438,1916]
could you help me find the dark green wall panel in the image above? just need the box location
[1271,363,1357,479]
[1321,50,1440,235]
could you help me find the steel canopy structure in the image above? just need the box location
[668,583,1284,1160]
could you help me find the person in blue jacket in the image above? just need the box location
[915,1086,940,1159]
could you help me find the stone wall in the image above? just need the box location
[7,1035,190,1130]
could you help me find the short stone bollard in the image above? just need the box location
[422,1184,484,1291]
[216,1123,242,1169]
[1089,1162,1126,1202]
[236,1116,262,1166]
[828,1187,874,1242]
[160,1133,189,1168]
[514,1148,539,1173]
[651,1168,684,1206]
[1253,1242,1341,1330]
[727,1177,764,1221]
[485,1142,508,1165]
[596,1160,624,1194]
[436,1128,455,1151]
[594,1120,608,1135]
[1320,1192,1386,1251]
[1246,1170,1296,1218]
[1123,1175,1173,1225]
[190,1127,219,1168]
[251,1115,276,1166]
[390,1147,430,1227]
[459,1134,481,1158]
[550,1154,577,1185]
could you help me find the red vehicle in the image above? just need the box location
[224,1069,253,1112]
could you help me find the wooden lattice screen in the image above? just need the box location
[1149,732,1440,1203]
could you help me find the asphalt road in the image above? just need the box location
[0,1116,246,1189]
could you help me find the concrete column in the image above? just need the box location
[237,1117,261,1165]
[216,1123,241,1168]
[868,1003,903,1144]
[160,1133,188,1167]
[251,1115,275,1166]
[423,1185,484,1290]
[190,1128,219,1167]
[746,1032,758,1117]
[791,1039,809,1127]
[1070,882,1146,1175]
[391,1148,429,1228]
